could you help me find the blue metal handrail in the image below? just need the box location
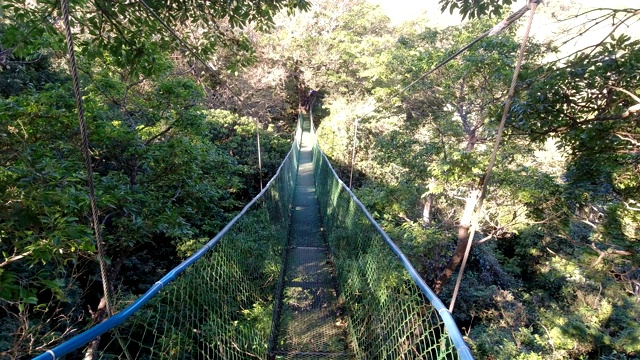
[310,111,474,360]
[33,114,303,360]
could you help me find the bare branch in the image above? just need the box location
[0,251,32,268]
[144,125,174,145]
[587,10,640,57]
[623,201,640,212]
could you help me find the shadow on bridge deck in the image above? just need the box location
[269,122,352,359]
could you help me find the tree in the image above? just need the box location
[512,33,640,284]
[353,16,548,293]
[292,1,640,358]
[0,1,306,356]
[1,0,311,75]
[439,0,516,19]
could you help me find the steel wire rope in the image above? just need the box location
[347,3,533,188]
[137,0,264,188]
[60,0,111,322]
[311,111,474,359]
[59,1,132,359]
[448,0,540,313]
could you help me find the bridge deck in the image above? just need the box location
[270,120,352,359]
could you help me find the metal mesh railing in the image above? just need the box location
[34,116,303,360]
[312,116,473,360]
[268,117,351,359]
[34,113,473,360]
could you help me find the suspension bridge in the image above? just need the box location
[34,113,473,359]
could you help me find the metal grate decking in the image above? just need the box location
[270,125,352,360]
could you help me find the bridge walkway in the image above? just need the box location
[270,120,352,359]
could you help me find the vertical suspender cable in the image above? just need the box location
[448,0,540,313]
[60,2,132,358]
[60,0,113,316]
[343,5,532,191]
[348,117,359,188]
[255,117,263,189]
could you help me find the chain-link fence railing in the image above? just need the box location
[313,117,473,360]
[34,116,302,360]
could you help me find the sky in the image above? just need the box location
[365,0,640,56]
[366,0,639,25]
[366,0,461,26]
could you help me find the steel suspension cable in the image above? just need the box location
[448,0,540,313]
[348,117,359,188]
[347,4,534,187]
[60,0,113,317]
[396,5,529,100]
[60,2,134,359]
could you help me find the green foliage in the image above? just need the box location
[0,83,94,305]
[513,34,640,204]
[0,54,67,97]
[1,0,311,77]
[0,50,292,355]
[272,0,394,98]
[439,0,514,20]
[2,0,639,358]
[205,109,291,193]
[310,3,639,359]
[1,0,303,355]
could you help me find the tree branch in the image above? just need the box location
[587,10,640,57]
[0,251,32,268]
[144,125,174,145]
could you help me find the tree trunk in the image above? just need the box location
[85,297,109,359]
[83,256,125,359]
[422,194,433,228]
[433,188,479,294]
[465,129,477,152]
[433,99,481,292]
